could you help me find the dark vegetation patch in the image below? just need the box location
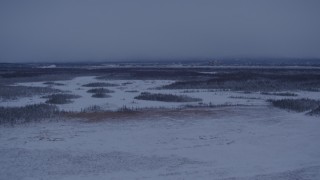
[65,105,253,122]
[229,96,261,100]
[87,88,114,94]
[117,105,139,112]
[0,104,59,125]
[42,94,81,104]
[125,90,139,93]
[240,91,253,94]
[82,82,119,87]
[0,73,81,85]
[96,68,202,80]
[162,71,320,91]
[86,88,112,98]
[81,105,103,112]
[304,88,320,92]
[182,103,249,108]
[43,81,65,86]
[91,93,111,98]
[0,85,62,100]
[121,82,133,85]
[134,92,202,102]
[181,90,201,93]
[2,66,320,89]
[268,98,320,112]
[261,92,298,96]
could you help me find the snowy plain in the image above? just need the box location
[1,106,320,179]
[1,75,320,179]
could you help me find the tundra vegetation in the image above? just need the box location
[82,82,118,87]
[162,71,320,91]
[81,105,103,112]
[87,88,114,94]
[1,66,320,125]
[0,104,59,125]
[42,94,81,104]
[261,92,298,96]
[43,81,65,86]
[268,98,320,113]
[86,88,113,98]
[0,85,61,100]
[125,90,139,93]
[229,96,261,100]
[91,92,111,98]
[134,92,202,102]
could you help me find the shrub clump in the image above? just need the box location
[125,90,139,93]
[82,82,118,87]
[162,71,320,91]
[134,92,202,102]
[42,94,81,104]
[117,105,137,112]
[268,98,320,112]
[81,105,103,112]
[261,92,297,96]
[0,85,61,100]
[87,88,114,94]
[91,92,111,98]
[43,81,65,86]
[0,104,59,124]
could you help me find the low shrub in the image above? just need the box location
[42,94,81,104]
[0,85,61,100]
[0,104,59,124]
[43,81,65,86]
[117,105,138,112]
[91,93,111,98]
[134,92,202,102]
[261,92,297,96]
[125,90,139,93]
[82,82,118,87]
[268,98,320,112]
[121,82,133,86]
[81,105,103,112]
[229,96,261,100]
[87,88,114,94]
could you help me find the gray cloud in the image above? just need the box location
[1,0,320,62]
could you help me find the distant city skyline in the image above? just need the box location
[1,0,320,62]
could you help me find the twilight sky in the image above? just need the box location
[1,0,320,62]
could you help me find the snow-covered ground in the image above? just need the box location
[1,106,320,179]
[1,76,319,111]
[1,75,320,179]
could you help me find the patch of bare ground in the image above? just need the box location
[63,106,259,122]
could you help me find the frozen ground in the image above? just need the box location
[1,76,319,111]
[1,106,320,180]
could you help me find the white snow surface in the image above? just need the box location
[1,106,320,180]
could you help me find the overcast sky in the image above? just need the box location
[1,0,320,62]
